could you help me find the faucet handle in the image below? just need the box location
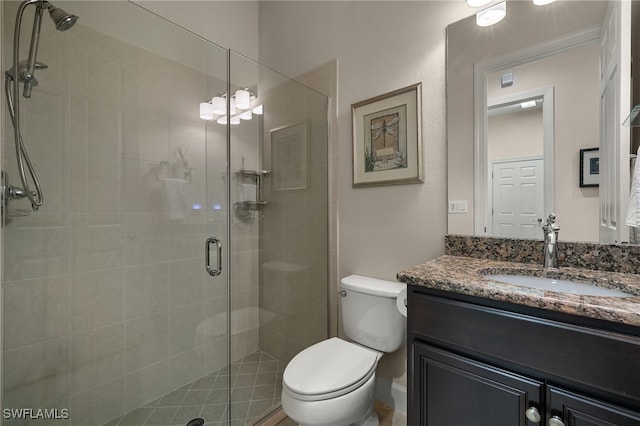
[544,213,560,231]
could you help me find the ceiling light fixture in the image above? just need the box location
[476,1,506,27]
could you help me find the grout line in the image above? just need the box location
[106,350,281,426]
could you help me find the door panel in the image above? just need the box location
[492,158,544,239]
[599,0,631,243]
[414,343,543,426]
[548,386,640,426]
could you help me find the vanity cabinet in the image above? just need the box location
[408,287,640,426]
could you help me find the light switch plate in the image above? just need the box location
[448,200,468,214]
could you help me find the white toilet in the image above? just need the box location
[281,274,406,426]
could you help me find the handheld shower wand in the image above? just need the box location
[3,0,78,212]
[16,1,77,98]
[21,2,44,98]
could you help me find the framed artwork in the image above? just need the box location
[351,83,423,187]
[271,123,307,191]
[579,147,599,187]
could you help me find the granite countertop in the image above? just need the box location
[397,255,640,328]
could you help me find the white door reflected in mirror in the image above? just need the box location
[487,95,546,239]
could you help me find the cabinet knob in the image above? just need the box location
[525,407,541,423]
[548,416,565,426]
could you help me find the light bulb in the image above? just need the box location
[211,97,226,115]
[476,1,506,27]
[199,102,214,120]
[239,110,252,120]
[467,0,492,7]
[235,89,251,109]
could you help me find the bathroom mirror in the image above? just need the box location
[447,0,636,243]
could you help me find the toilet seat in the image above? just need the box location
[283,337,380,402]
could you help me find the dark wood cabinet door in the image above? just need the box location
[547,386,640,426]
[412,343,543,426]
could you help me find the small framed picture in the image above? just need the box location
[579,147,599,187]
[351,83,423,187]
[271,123,307,191]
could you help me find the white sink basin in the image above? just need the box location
[485,274,632,298]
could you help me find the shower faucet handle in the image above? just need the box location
[4,61,47,80]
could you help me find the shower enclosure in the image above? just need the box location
[0,1,328,425]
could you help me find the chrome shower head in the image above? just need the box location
[45,2,78,31]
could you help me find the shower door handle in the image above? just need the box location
[205,237,222,276]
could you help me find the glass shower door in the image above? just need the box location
[226,51,329,424]
[1,2,231,425]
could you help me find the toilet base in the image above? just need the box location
[282,373,377,426]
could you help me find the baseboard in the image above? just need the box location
[374,377,407,415]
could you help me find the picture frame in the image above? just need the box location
[351,83,423,187]
[579,147,599,187]
[271,122,307,191]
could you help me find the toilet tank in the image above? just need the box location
[340,275,406,353]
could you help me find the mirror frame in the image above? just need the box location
[473,26,601,236]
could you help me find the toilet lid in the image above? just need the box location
[283,338,379,398]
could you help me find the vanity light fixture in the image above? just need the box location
[476,1,506,27]
[521,100,537,109]
[199,89,263,125]
[472,0,555,28]
[467,0,493,7]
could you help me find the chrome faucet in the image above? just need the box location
[542,214,560,270]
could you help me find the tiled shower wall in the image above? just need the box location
[2,4,259,425]
[259,72,329,365]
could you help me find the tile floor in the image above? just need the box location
[103,351,283,426]
[262,401,407,426]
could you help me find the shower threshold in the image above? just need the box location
[103,351,284,426]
